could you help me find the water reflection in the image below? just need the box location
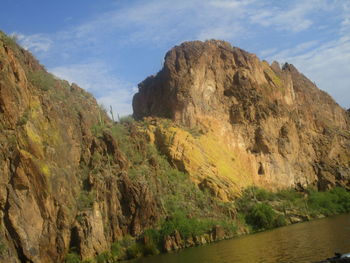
[130,214,350,263]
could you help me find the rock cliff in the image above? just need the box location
[0,32,160,262]
[0,32,239,263]
[133,40,350,197]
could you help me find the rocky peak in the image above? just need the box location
[133,40,273,126]
[133,40,350,192]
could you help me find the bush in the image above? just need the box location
[245,203,276,230]
[119,235,134,248]
[143,241,159,256]
[119,115,135,124]
[0,33,18,50]
[219,220,238,235]
[65,252,81,263]
[245,203,286,231]
[91,123,107,137]
[276,189,302,202]
[110,242,124,259]
[126,243,143,259]
[28,70,56,91]
[159,212,224,240]
[95,251,110,263]
[308,187,350,216]
[77,190,94,211]
[0,236,6,256]
[143,229,161,248]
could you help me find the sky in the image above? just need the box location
[0,0,349,117]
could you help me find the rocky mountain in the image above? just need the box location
[1,31,350,263]
[133,40,350,199]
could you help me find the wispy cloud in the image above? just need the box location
[249,2,314,32]
[268,36,350,108]
[51,62,135,117]
[13,0,350,113]
[14,33,52,52]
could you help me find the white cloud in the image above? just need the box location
[12,0,350,113]
[266,40,319,59]
[14,0,337,52]
[267,37,350,109]
[197,24,243,41]
[14,33,52,52]
[50,62,135,117]
[249,1,319,32]
[209,0,255,9]
[259,48,278,58]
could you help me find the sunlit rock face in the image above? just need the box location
[133,40,350,195]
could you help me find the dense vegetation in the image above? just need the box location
[237,186,350,231]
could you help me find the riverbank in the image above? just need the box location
[127,213,350,263]
[65,186,350,262]
[145,186,350,256]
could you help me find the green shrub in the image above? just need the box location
[245,203,284,231]
[126,243,143,259]
[119,115,135,124]
[28,70,56,91]
[17,109,29,126]
[143,229,161,247]
[274,214,287,227]
[219,220,238,235]
[111,241,124,259]
[95,251,110,263]
[142,241,159,256]
[159,212,219,240]
[308,187,350,216]
[0,33,18,50]
[120,235,134,248]
[91,123,107,137]
[276,189,302,202]
[0,237,6,256]
[245,203,274,230]
[77,190,94,211]
[65,252,81,263]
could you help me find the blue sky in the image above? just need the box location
[1,0,349,116]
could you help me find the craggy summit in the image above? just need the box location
[133,40,350,196]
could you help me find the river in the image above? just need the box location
[129,213,350,263]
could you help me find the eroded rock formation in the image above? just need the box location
[133,40,350,195]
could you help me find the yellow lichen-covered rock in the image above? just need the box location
[149,120,255,199]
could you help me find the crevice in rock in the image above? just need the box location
[258,163,265,175]
[68,226,81,255]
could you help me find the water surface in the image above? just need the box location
[130,214,350,263]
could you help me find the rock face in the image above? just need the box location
[133,40,350,194]
[0,32,159,262]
